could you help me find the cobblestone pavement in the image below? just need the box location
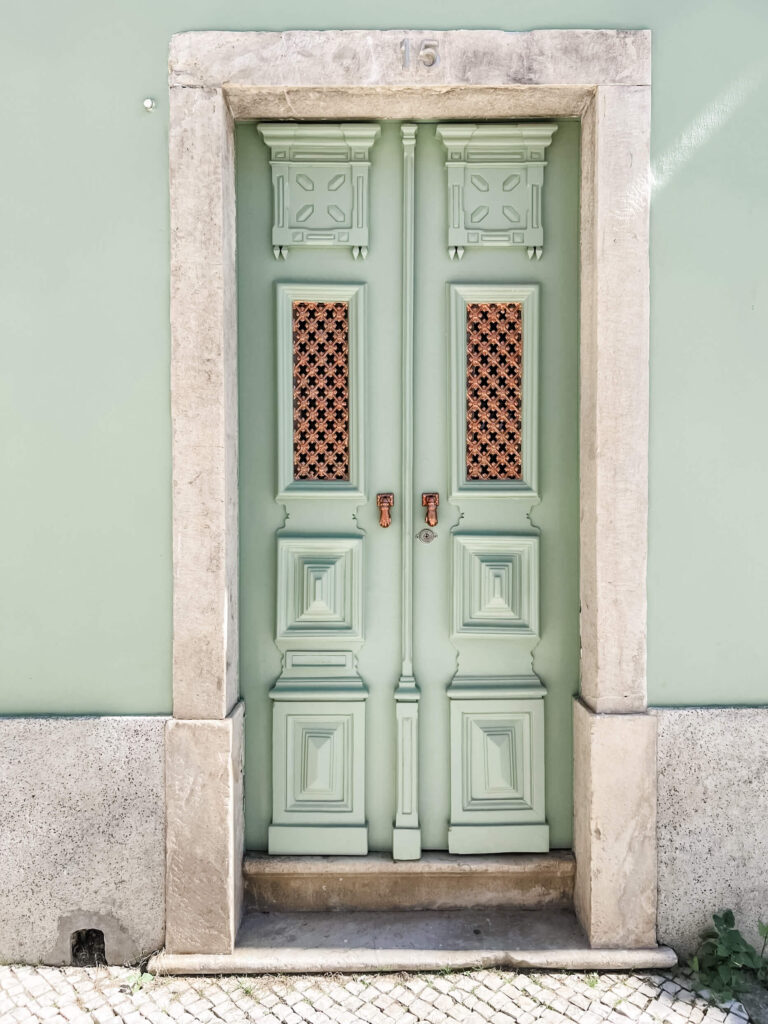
[0,965,753,1024]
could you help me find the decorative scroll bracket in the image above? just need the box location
[436,123,557,259]
[257,123,381,259]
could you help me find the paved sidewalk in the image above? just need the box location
[0,965,752,1024]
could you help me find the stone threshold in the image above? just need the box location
[149,908,676,974]
[243,851,575,912]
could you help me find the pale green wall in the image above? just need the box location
[1,0,766,714]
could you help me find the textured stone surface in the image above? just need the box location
[244,852,575,912]
[151,908,674,974]
[0,717,165,965]
[579,85,651,714]
[169,29,651,90]
[655,708,768,956]
[2,964,727,1024]
[170,84,238,722]
[573,701,657,948]
[223,84,593,121]
[165,702,244,955]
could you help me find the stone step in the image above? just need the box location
[243,851,575,913]
[149,907,677,974]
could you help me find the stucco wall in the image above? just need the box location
[655,708,768,956]
[0,718,166,966]
[0,2,767,714]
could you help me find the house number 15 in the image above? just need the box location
[400,38,440,69]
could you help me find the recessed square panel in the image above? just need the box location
[465,713,527,809]
[271,700,366,830]
[453,535,539,637]
[450,697,546,827]
[278,537,362,641]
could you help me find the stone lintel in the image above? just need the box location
[169,30,651,91]
[165,702,244,954]
[573,699,657,948]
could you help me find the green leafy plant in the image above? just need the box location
[689,910,768,1001]
[126,971,154,994]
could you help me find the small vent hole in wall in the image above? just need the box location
[70,929,106,967]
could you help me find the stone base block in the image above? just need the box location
[392,828,422,861]
[0,716,166,965]
[448,824,550,854]
[267,825,368,856]
[573,699,657,948]
[165,701,244,955]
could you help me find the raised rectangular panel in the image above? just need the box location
[448,694,548,853]
[436,124,557,260]
[283,651,356,677]
[453,534,539,637]
[257,123,380,259]
[276,283,365,500]
[449,284,539,498]
[277,536,363,643]
[270,700,367,855]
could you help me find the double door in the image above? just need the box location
[237,119,580,858]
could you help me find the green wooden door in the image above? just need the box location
[237,119,580,858]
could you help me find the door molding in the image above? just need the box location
[167,28,655,953]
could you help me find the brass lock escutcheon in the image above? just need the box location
[421,492,439,528]
[376,493,394,528]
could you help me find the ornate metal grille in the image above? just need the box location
[292,300,350,481]
[466,301,523,481]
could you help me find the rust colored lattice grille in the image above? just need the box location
[292,300,350,481]
[466,301,523,481]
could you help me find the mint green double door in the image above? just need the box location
[238,119,580,858]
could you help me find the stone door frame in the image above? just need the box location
[166,29,656,954]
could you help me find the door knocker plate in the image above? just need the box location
[416,528,438,544]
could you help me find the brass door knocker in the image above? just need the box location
[421,492,439,527]
[376,493,394,528]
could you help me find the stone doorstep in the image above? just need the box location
[148,908,677,975]
[243,851,576,913]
